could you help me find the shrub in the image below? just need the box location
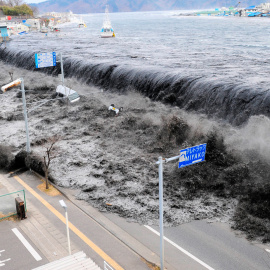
[0,144,14,170]
[155,115,190,153]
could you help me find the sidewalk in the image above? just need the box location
[0,170,159,270]
[0,172,79,262]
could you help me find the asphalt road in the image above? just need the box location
[1,170,270,270]
[0,171,151,270]
[0,220,47,270]
[105,213,270,270]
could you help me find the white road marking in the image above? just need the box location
[12,228,42,261]
[0,259,11,263]
[0,250,11,267]
[266,249,270,253]
[0,258,11,267]
[144,225,215,270]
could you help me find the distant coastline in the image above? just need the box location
[177,2,270,17]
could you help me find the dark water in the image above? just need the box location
[1,11,270,125]
[1,12,270,241]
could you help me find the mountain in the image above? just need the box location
[33,0,264,14]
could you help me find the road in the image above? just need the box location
[0,171,150,270]
[105,212,270,270]
[0,221,47,269]
[0,170,270,270]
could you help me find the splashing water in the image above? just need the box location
[1,11,270,125]
[1,13,270,240]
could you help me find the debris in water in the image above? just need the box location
[108,104,123,116]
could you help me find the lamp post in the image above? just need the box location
[59,199,71,255]
[1,78,31,153]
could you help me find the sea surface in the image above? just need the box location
[2,11,270,124]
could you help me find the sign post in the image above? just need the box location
[178,143,207,168]
[158,156,164,270]
[35,52,56,69]
[35,51,65,88]
[60,52,65,86]
[156,143,207,270]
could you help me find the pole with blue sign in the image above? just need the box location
[35,52,56,69]
[156,143,206,270]
[60,53,65,86]
[35,51,64,86]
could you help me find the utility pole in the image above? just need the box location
[156,143,207,270]
[158,156,164,270]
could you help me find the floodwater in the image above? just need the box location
[2,11,270,124]
[1,11,270,234]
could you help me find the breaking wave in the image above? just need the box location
[1,47,270,126]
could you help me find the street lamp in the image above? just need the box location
[1,78,31,153]
[59,199,71,255]
[1,76,75,154]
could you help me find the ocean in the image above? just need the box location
[1,11,270,125]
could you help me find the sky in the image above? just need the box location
[24,0,45,4]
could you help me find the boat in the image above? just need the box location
[101,5,115,38]
[52,27,60,32]
[78,17,87,28]
[40,26,48,33]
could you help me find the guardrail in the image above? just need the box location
[0,189,26,220]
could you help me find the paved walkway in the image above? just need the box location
[0,171,155,270]
[0,173,78,262]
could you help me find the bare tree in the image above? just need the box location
[14,0,23,5]
[31,6,39,17]
[6,0,23,6]
[7,0,15,7]
[0,0,7,7]
[43,135,60,189]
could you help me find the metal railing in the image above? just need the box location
[104,261,115,270]
[0,189,26,220]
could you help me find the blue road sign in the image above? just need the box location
[35,52,56,68]
[178,143,207,168]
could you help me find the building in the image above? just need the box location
[26,18,41,30]
[0,25,9,42]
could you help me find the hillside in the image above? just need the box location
[33,0,264,14]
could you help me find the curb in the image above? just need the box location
[28,169,165,270]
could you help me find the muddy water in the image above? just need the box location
[0,12,270,240]
[1,12,270,125]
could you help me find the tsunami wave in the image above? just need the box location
[1,47,270,126]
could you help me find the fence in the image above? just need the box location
[0,190,26,220]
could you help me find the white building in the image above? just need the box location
[26,19,41,31]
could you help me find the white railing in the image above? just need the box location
[104,261,115,270]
